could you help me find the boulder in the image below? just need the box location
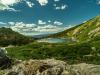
[0,48,12,69]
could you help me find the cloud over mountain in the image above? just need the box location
[9,21,65,36]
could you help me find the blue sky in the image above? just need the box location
[0,0,100,35]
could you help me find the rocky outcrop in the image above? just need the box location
[0,48,12,69]
[4,59,100,75]
[69,63,100,75]
[6,59,67,75]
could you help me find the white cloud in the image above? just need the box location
[54,0,60,2]
[54,21,63,25]
[0,0,21,11]
[33,25,64,32]
[15,22,36,27]
[9,22,65,36]
[38,20,46,25]
[55,4,68,10]
[0,22,6,24]
[54,4,68,10]
[6,7,20,12]
[48,20,51,23]
[26,1,34,8]
[8,22,15,25]
[37,0,48,6]
[97,1,100,4]
[0,0,21,5]
[0,0,36,11]
[10,22,36,32]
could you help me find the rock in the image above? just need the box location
[69,63,100,75]
[6,59,67,75]
[0,48,12,69]
[5,59,100,75]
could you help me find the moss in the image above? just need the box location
[0,70,5,75]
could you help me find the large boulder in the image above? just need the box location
[0,48,12,69]
[6,59,67,75]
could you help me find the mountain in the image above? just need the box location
[0,27,34,46]
[49,16,100,42]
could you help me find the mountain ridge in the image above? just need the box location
[48,15,100,42]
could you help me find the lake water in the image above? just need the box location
[37,38,72,43]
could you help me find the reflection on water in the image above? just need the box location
[37,38,72,43]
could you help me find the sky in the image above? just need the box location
[0,0,100,36]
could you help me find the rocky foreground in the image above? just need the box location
[0,48,100,75]
[0,59,99,75]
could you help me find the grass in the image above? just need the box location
[6,39,100,65]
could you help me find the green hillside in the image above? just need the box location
[49,16,100,42]
[6,39,100,65]
[0,27,34,46]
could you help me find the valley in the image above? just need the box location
[0,16,100,75]
[2,16,100,64]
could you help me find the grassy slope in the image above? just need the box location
[48,16,100,42]
[0,27,34,46]
[7,38,100,64]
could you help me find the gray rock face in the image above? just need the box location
[5,59,100,75]
[0,48,11,69]
[69,63,100,75]
[0,48,6,57]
